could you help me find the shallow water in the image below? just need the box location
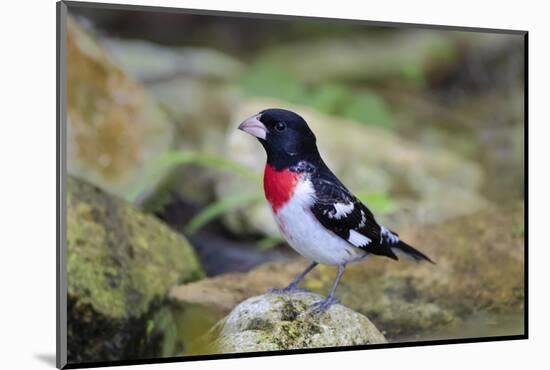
[394,310,524,343]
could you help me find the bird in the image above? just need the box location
[238,108,434,313]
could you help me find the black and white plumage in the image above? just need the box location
[309,166,431,262]
[238,108,433,312]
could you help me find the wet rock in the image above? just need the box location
[67,176,204,362]
[209,292,386,353]
[171,203,524,341]
[67,16,174,200]
[217,98,487,237]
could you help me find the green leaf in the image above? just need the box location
[160,151,258,181]
[184,192,263,235]
[256,235,285,250]
[343,91,394,129]
[125,151,259,203]
[307,84,351,115]
[240,64,394,129]
[400,63,425,86]
[240,63,308,104]
[146,319,155,338]
[355,191,397,215]
[511,223,524,238]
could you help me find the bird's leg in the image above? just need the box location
[310,264,346,313]
[269,261,318,294]
[285,261,318,291]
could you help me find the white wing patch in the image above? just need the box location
[330,202,355,219]
[348,230,371,247]
[358,209,367,228]
[380,225,399,244]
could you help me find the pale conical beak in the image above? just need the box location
[238,114,268,140]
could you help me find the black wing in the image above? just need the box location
[310,173,401,260]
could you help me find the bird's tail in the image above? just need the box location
[392,241,435,264]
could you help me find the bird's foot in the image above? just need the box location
[268,284,309,294]
[309,296,340,314]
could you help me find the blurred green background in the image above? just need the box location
[65,5,525,364]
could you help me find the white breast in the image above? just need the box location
[273,180,367,265]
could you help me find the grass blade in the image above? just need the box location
[355,191,397,215]
[126,150,260,202]
[184,192,263,235]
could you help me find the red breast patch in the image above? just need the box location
[263,164,300,213]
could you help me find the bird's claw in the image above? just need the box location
[309,296,340,314]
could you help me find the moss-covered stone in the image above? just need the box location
[67,176,204,362]
[210,292,386,353]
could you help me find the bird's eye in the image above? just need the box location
[275,122,286,131]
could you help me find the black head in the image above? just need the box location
[238,108,319,168]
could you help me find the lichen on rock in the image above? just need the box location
[209,292,386,353]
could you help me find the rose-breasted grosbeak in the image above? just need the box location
[239,108,433,312]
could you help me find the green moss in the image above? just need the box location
[246,317,274,331]
[274,317,322,349]
[67,176,204,319]
[280,300,300,322]
[261,298,323,349]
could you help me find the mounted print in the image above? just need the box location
[56,1,527,368]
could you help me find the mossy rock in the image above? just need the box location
[209,292,386,353]
[67,176,204,362]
